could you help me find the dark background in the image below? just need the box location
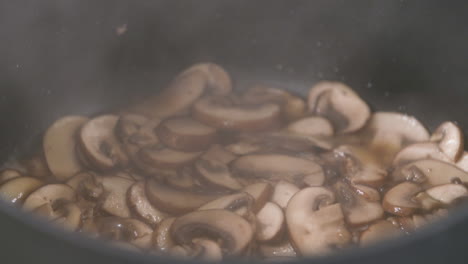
[0,1,468,263]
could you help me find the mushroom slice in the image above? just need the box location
[157,117,217,152]
[382,182,422,216]
[43,116,89,181]
[115,114,149,140]
[256,202,284,242]
[0,169,22,184]
[153,217,177,252]
[352,183,381,202]
[232,154,325,186]
[286,187,351,256]
[166,166,199,190]
[146,178,220,214]
[131,63,232,118]
[363,112,429,158]
[259,241,297,258]
[50,202,82,231]
[239,131,333,152]
[242,182,274,213]
[138,146,201,170]
[359,220,403,246]
[308,81,370,133]
[79,115,128,170]
[0,177,43,204]
[225,141,263,155]
[413,192,441,211]
[393,142,450,166]
[66,171,93,190]
[191,239,223,262]
[201,144,237,165]
[128,181,169,225]
[99,175,134,218]
[456,152,468,172]
[199,193,254,217]
[192,95,281,132]
[333,145,387,187]
[430,121,464,162]
[23,184,75,211]
[171,209,254,256]
[195,158,242,191]
[271,180,300,209]
[97,217,153,249]
[392,159,468,186]
[287,116,334,137]
[334,181,384,226]
[425,184,468,204]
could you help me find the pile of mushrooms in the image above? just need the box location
[1,63,467,261]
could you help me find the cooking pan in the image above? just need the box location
[1,0,468,263]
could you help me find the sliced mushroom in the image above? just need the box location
[352,183,381,202]
[430,121,464,162]
[359,220,403,246]
[79,115,128,170]
[287,116,334,137]
[256,202,284,242]
[166,166,200,190]
[199,193,254,217]
[171,209,254,256]
[195,158,242,191]
[99,175,134,218]
[425,184,468,204]
[153,217,176,252]
[271,180,300,209]
[242,182,274,213]
[192,95,282,132]
[238,131,333,152]
[138,146,201,170]
[0,169,22,184]
[334,181,384,226]
[116,115,160,153]
[456,152,468,172]
[157,117,217,152]
[286,187,351,256]
[97,217,153,249]
[232,154,325,186]
[201,144,237,165]
[146,178,220,214]
[308,81,370,133]
[393,142,450,166]
[22,154,51,179]
[128,181,169,225]
[43,116,89,181]
[0,177,43,204]
[23,184,76,211]
[66,171,93,190]
[50,202,82,231]
[413,192,441,211]
[131,63,232,118]
[259,241,297,258]
[225,141,263,155]
[382,182,422,216]
[393,159,468,186]
[191,238,223,262]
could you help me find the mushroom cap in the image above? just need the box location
[241,182,274,213]
[128,181,169,225]
[43,115,88,181]
[430,121,464,162]
[138,146,202,170]
[191,238,224,262]
[232,154,325,186]
[255,202,285,242]
[182,62,232,95]
[171,209,254,256]
[271,180,300,209]
[0,177,43,204]
[192,95,282,132]
[157,117,217,152]
[286,187,351,256]
[382,182,422,216]
[308,81,370,133]
[287,116,334,137]
[195,158,242,191]
[393,142,450,166]
[23,184,76,211]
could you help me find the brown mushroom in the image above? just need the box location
[192,94,282,132]
[23,184,76,211]
[97,217,153,249]
[153,217,177,252]
[43,116,89,181]
[116,115,160,153]
[287,116,334,137]
[392,159,468,186]
[286,187,351,256]
[255,202,284,242]
[232,154,325,186]
[195,158,242,191]
[0,169,22,184]
[131,63,232,118]
[201,144,237,165]
[359,220,403,246]
[430,121,464,162]
[165,166,200,190]
[333,181,384,226]
[128,181,169,225]
[393,142,450,166]
[145,178,220,214]
[382,182,422,216]
[242,182,274,213]
[425,184,468,204]
[198,192,254,218]
[99,175,134,218]
[138,146,202,170]
[0,177,43,204]
[308,81,370,133]
[48,202,82,231]
[191,238,223,262]
[157,117,217,152]
[171,209,254,256]
[78,115,128,170]
[271,180,300,209]
[225,141,263,155]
